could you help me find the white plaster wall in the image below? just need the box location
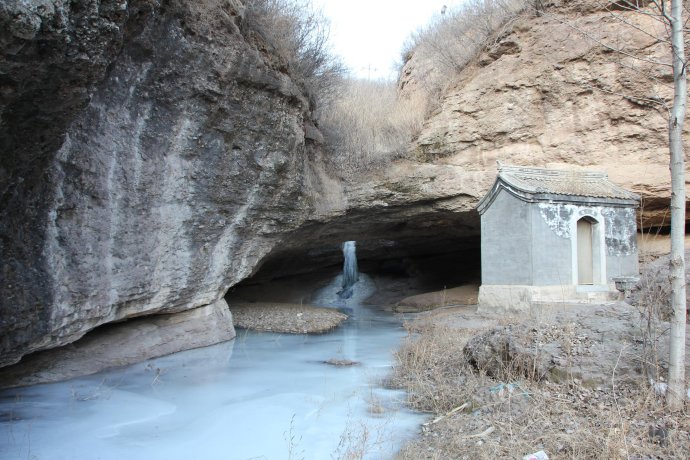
[531,203,576,285]
[533,202,638,286]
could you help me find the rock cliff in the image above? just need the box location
[400,1,684,228]
[1,0,685,373]
[0,0,332,366]
[264,0,686,287]
[254,0,687,297]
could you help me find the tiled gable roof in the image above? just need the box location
[498,165,639,200]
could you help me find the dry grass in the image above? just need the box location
[316,0,534,179]
[401,0,529,103]
[244,0,344,110]
[318,79,427,179]
[388,324,484,414]
[333,419,371,460]
[390,320,689,459]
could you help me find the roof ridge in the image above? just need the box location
[498,164,608,179]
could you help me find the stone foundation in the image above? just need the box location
[478,284,619,315]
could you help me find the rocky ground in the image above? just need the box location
[229,302,348,334]
[390,301,690,459]
[0,300,235,389]
[627,248,690,321]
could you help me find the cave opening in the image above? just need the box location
[225,235,482,308]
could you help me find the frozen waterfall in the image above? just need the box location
[338,241,359,299]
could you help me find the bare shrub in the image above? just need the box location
[392,317,690,459]
[244,2,420,177]
[244,0,344,110]
[629,249,690,321]
[318,79,427,179]
[402,0,529,102]
[627,247,690,385]
[463,324,552,382]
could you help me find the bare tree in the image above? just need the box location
[546,0,687,409]
[595,0,686,410]
[664,0,687,411]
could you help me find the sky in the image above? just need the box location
[312,0,467,80]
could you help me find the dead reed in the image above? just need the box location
[318,78,427,179]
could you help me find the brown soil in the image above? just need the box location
[394,285,480,313]
[229,302,348,334]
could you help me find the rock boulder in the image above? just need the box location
[0,0,321,366]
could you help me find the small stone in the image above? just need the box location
[324,358,360,367]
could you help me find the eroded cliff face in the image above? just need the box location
[0,0,335,366]
[1,0,685,372]
[400,1,685,227]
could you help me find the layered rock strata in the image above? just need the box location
[401,1,686,227]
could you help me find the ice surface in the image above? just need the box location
[0,275,424,460]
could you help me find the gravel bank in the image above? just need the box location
[229,302,348,334]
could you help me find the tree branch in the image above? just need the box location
[547,13,673,68]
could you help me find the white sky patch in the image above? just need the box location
[313,0,467,81]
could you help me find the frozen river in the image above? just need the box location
[0,274,425,459]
